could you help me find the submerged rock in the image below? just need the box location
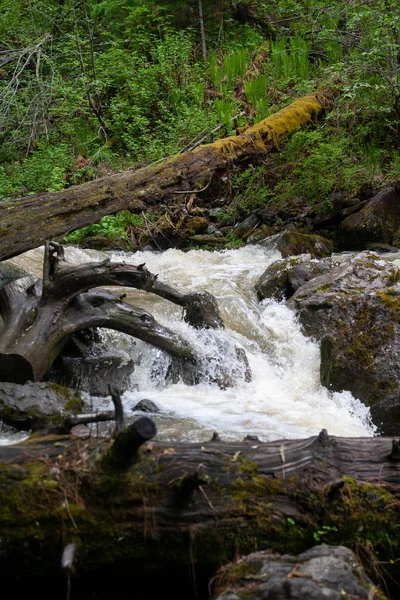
[214,544,385,600]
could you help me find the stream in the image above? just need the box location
[3,244,377,443]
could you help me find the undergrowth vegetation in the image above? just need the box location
[1,0,399,234]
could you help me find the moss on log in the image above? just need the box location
[1,430,400,583]
[0,88,335,261]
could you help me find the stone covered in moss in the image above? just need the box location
[255,254,333,302]
[255,230,333,258]
[287,251,400,433]
[0,381,85,431]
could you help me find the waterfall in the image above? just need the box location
[4,244,377,443]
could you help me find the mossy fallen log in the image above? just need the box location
[0,88,336,261]
[1,429,400,590]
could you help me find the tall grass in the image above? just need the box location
[244,75,270,122]
[271,35,311,80]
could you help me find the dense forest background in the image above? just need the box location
[1,0,399,243]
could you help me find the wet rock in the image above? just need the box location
[286,251,400,434]
[337,186,400,249]
[184,291,224,329]
[207,224,223,236]
[133,399,161,413]
[234,214,261,239]
[277,231,333,258]
[307,190,353,229]
[393,227,400,247]
[70,424,91,439]
[255,231,333,258]
[247,225,275,244]
[209,207,223,218]
[214,544,384,600]
[0,381,84,431]
[255,254,333,302]
[47,354,135,396]
[0,263,30,288]
[366,242,400,253]
[358,182,374,200]
[80,234,131,252]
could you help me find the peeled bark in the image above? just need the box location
[0,89,335,261]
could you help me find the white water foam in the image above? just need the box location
[5,244,377,443]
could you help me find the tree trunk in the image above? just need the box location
[0,242,225,383]
[1,429,400,583]
[0,89,335,261]
[198,0,207,60]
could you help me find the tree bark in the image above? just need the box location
[0,242,225,383]
[0,89,335,261]
[198,0,207,60]
[1,430,400,581]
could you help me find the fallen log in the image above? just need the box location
[0,89,335,261]
[1,429,400,591]
[0,242,225,383]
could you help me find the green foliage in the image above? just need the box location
[64,211,149,244]
[244,75,270,122]
[1,0,400,223]
[224,229,245,249]
[232,166,274,212]
[313,524,338,543]
[275,130,376,205]
[0,144,72,200]
[271,35,311,81]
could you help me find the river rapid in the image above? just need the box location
[3,244,377,443]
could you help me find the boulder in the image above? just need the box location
[46,353,135,396]
[255,254,333,302]
[133,399,161,413]
[254,231,333,258]
[246,224,275,244]
[214,544,385,600]
[337,186,400,250]
[0,381,84,431]
[286,252,400,434]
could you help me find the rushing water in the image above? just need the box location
[5,244,377,443]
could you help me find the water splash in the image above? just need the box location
[5,244,377,443]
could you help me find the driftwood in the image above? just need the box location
[0,241,224,383]
[0,89,335,261]
[1,429,400,590]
